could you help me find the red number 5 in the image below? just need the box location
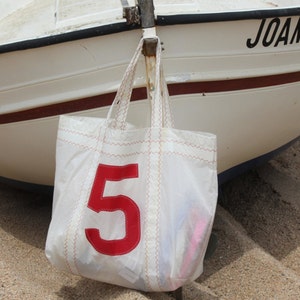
[85,164,140,256]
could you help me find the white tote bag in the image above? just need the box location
[45,37,218,292]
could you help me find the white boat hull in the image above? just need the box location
[1,11,300,186]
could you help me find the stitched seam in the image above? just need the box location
[57,137,216,164]
[73,127,106,275]
[57,135,216,152]
[145,129,151,290]
[59,127,216,152]
[155,128,163,290]
[59,127,99,139]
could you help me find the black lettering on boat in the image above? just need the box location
[262,18,280,47]
[274,18,291,46]
[246,17,300,48]
[290,17,300,44]
[246,19,266,48]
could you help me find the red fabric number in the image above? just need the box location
[85,164,140,256]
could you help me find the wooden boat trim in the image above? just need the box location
[0,7,299,54]
[1,70,300,124]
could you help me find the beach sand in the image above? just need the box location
[1,140,299,299]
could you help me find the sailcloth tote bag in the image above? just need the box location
[45,37,218,292]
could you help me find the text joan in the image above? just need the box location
[247,17,300,48]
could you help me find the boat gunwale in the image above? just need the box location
[0,7,299,54]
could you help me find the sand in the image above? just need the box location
[1,140,299,299]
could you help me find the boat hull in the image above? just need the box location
[1,15,300,186]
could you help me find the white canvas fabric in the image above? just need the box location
[45,37,218,292]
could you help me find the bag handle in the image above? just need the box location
[160,66,174,128]
[107,37,173,129]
